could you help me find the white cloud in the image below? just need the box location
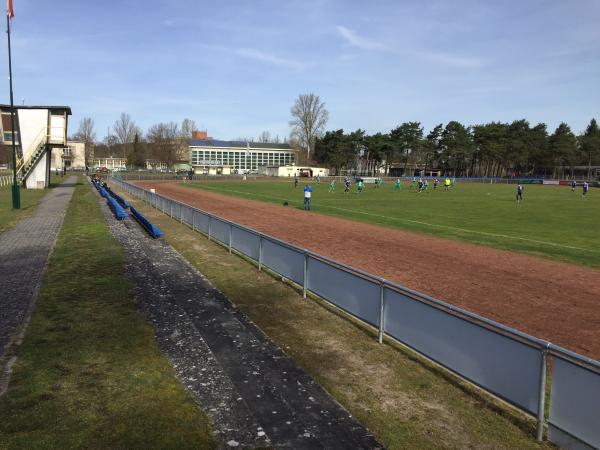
[236,48,306,70]
[336,25,389,51]
[336,24,484,68]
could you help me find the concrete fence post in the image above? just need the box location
[228,225,232,254]
[378,281,386,344]
[303,253,308,299]
[536,347,548,442]
[258,235,263,271]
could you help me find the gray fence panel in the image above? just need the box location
[181,205,193,226]
[307,256,380,327]
[195,211,210,233]
[384,288,542,415]
[211,217,231,244]
[548,357,600,450]
[261,238,304,284]
[231,226,260,260]
[173,202,182,220]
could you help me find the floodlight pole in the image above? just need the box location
[6,13,20,208]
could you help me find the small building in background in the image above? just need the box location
[90,156,127,171]
[0,104,71,188]
[259,165,329,177]
[51,141,85,172]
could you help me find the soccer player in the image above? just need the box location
[444,177,451,191]
[516,184,524,202]
[410,177,417,190]
[417,178,424,193]
[294,175,298,188]
[344,176,351,193]
[424,179,430,192]
[303,184,313,210]
[583,181,589,196]
[571,179,577,192]
[394,178,402,190]
[328,179,335,193]
[433,178,439,190]
[357,179,364,194]
[316,174,321,185]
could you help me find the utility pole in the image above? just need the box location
[6,4,19,208]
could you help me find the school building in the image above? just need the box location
[189,132,295,174]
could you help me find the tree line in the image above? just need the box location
[313,119,600,178]
[71,113,201,169]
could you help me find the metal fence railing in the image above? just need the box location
[0,175,13,187]
[109,176,600,449]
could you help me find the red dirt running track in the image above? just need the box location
[139,181,600,361]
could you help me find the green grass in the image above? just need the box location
[0,178,215,449]
[117,190,552,450]
[186,179,600,267]
[0,184,48,234]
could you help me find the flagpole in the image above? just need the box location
[6,9,19,208]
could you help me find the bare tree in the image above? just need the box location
[180,118,197,138]
[73,117,96,163]
[113,113,138,159]
[258,130,271,143]
[147,122,180,168]
[289,93,329,159]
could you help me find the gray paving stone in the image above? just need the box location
[0,177,77,358]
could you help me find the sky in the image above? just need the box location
[1,0,599,141]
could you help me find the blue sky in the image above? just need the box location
[2,0,599,141]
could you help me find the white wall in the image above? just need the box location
[25,150,49,189]
[17,109,48,161]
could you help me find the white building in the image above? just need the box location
[91,156,127,171]
[259,165,329,177]
[51,141,85,171]
[189,138,295,174]
[1,104,71,188]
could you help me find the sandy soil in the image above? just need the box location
[138,181,600,360]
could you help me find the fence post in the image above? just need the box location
[192,211,196,232]
[180,206,184,224]
[208,216,212,241]
[303,253,308,298]
[228,225,232,254]
[258,235,263,271]
[378,281,386,344]
[170,202,173,218]
[536,347,548,442]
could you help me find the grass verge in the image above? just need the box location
[0,178,215,449]
[0,185,48,234]
[121,190,552,450]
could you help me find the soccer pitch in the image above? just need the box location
[186,179,600,268]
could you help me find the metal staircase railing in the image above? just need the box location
[15,126,48,184]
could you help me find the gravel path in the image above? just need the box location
[0,177,77,359]
[97,185,382,449]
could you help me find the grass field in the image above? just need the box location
[186,179,600,268]
[0,178,214,449]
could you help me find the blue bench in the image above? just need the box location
[105,186,130,209]
[106,196,129,220]
[130,206,164,238]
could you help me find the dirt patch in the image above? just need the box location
[138,181,600,360]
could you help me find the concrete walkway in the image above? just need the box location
[0,177,77,359]
[99,187,382,449]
